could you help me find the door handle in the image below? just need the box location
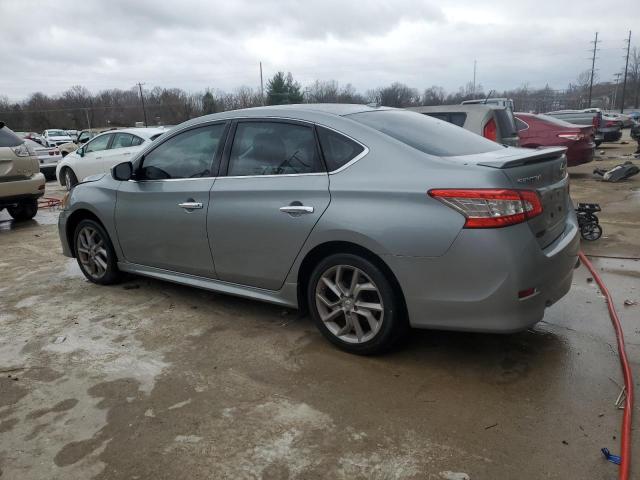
[178,202,203,210]
[279,205,314,214]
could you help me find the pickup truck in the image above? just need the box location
[544,110,621,145]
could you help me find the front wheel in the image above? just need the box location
[7,199,38,221]
[63,167,78,191]
[307,253,407,355]
[73,219,122,285]
[581,223,602,241]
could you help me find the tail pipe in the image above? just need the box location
[579,251,633,479]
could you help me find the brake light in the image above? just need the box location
[428,189,543,228]
[483,118,497,141]
[605,120,617,127]
[557,133,584,141]
[592,115,600,129]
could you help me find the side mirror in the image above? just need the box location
[112,161,133,181]
[78,147,85,157]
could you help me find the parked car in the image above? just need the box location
[514,113,595,166]
[22,139,62,180]
[407,104,519,146]
[58,130,98,157]
[545,110,622,145]
[56,127,166,190]
[42,129,74,147]
[57,105,579,355]
[0,122,45,220]
[602,111,634,128]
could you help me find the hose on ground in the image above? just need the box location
[579,251,633,479]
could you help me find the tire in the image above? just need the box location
[73,219,122,285]
[307,253,407,355]
[63,167,78,191]
[7,199,38,221]
[581,223,602,241]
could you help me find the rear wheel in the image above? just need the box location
[307,253,406,355]
[74,219,122,284]
[581,223,602,241]
[7,199,38,221]
[63,167,78,191]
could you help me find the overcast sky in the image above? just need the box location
[0,0,637,101]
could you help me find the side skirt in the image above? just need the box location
[117,262,299,308]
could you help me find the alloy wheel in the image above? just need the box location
[76,226,109,279]
[315,265,384,344]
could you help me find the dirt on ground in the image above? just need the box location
[0,132,639,479]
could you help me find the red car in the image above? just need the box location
[515,112,595,166]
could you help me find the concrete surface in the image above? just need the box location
[0,132,639,479]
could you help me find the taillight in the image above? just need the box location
[483,118,497,141]
[557,133,583,141]
[605,120,617,127]
[592,115,600,129]
[428,189,543,228]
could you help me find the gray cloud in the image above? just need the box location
[0,0,636,100]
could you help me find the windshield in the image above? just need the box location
[347,109,504,156]
[47,130,68,136]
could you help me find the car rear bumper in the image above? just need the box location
[566,141,595,167]
[602,130,622,142]
[386,214,580,333]
[0,173,45,203]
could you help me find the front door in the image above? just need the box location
[76,133,113,181]
[115,123,227,278]
[209,120,330,290]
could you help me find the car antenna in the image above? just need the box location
[483,90,494,104]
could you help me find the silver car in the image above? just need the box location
[58,104,580,355]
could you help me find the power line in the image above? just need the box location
[588,31,600,108]
[620,30,632,113]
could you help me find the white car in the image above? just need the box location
[56,127,167,190]
[24,139,62,180]
[42,129,73,147]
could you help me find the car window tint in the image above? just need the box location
[84,134,111,153]
[449,113,467,127]
[111,133,134,149]
[515,118,529,131]
[228,122,322,176]
[349,110,504,156]
[317,127,364,171]
[131,135,144,146]
[140,123,225,180]
[0,125,23,147]
[424,112,449,122]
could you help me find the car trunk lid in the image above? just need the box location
[454,147,570,248]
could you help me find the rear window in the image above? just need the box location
[347,110,503,157]
[317,127,364,171]
[536,114,580,128]
[424,112,467,128]
[0,125,24,148]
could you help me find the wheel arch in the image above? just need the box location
[65,209,106,257]
[296,240,407,317]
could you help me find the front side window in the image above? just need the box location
[139,123,225,180]
[84,134,112,153]
[317,127,364,171]
[111,133,135,149]
[228,122,322,176]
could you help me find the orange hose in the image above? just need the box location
[579,251,633,479]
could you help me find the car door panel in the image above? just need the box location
[208,120,330,291]
[116,179,216,277]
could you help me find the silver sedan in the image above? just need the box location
[58,104,579,354]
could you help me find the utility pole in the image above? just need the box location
[588,32,600,108]
[84,108,91,131]
[472,59,477,98]
[137,82,148,127]
[612,72,622,110]
[259,62,264,106]
[620,30,632,113]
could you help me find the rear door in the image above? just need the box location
[208,119,330,290]
[102,132,139,171]
[115,123,227,278]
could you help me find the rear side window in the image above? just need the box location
[111,133,135,149]
[141,123,226,180]
[228,122,322,176]
[131,135,144,146]
[348,110,503,157]
[0,125,24,147]
[317,127,364,171]
[515,118,529,131]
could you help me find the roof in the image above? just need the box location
[96,127,168,139]
[407,104,501,113]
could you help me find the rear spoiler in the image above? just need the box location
[477,147,567,169]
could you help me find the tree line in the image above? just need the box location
[2,58,639,132]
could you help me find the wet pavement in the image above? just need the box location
[0,137,639,479]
